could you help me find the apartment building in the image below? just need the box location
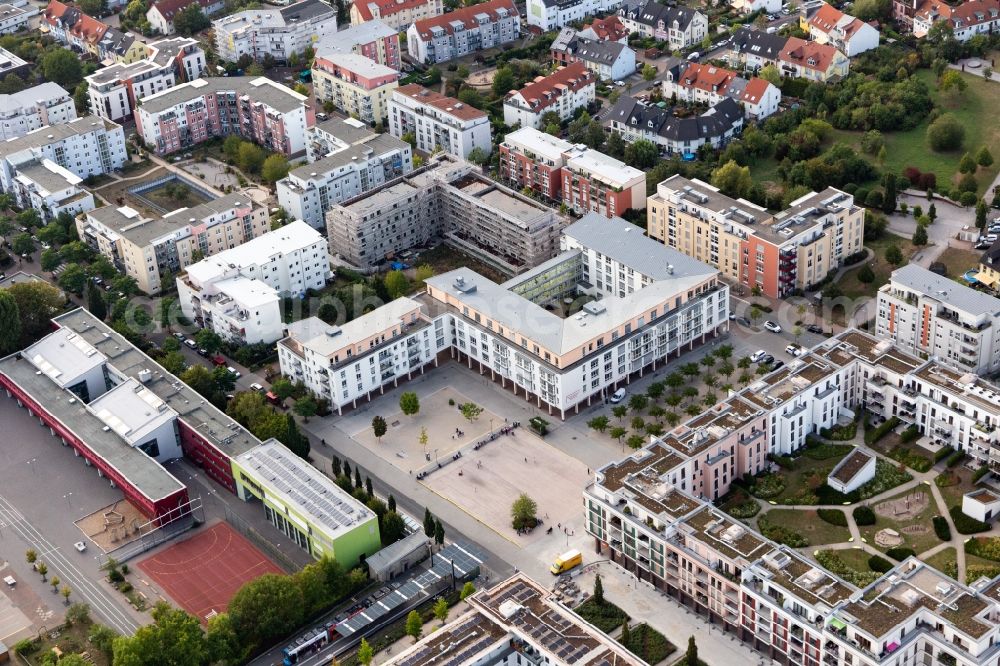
[304,115,377,161]
[41,1,111,56]
[607,95,744,156]
[778,37,849,81]
[663,62,782,120]
[586,326,1000,666]
[912,0,1000,39]
[876,264,1000,376]
[350,0,441,31]
[617,0,707,49]
[77,193,269,294]
[406,0,520,64]
[311,53,399,124]
[499,127,645,217]
[801,1,879,56]
[146,0,224,34]
[0,116,127,219]
[86,38,206,123]
[503,61,597,129]
[385,575,644,666]
[314,20,401,70]
[0,46,31,80]
[526,0,624,31]
[213,0,338,64]
[0,3,29,33]
[550,29,637,82]
[0,82,75,140]
[648,176,864,297]
[388,84,491,159]
[177,221,329,344]
[726,26,787,72]
[326,154,569,274]
[579,15,629,42]
[301,212,727,415]
[135,77,313,157]
[277,129,412,228]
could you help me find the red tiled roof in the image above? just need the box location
[412,0,517,39]
[778,37,839,72]
[353,0,432,21]
[741,77,772,104]
[150,0,216,20]
[71,13,109,44]
[677,62,739,94]
[506,61,594,112]
[809,3,845,31]
[395,83,487,121]
[583,15,628,41]
[42,0,71,21]
[916,0,1000,26]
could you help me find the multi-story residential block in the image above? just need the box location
[314,20,401,70]
[87,37,206,122]
[0,82,75,140]
[41,1,109,55]
[147,0,224,35]
[876,264,1000,376]
[135,77,313,157]
[277,128,412,228]
[388,84,491,159]
[726,26,788,72]
[579,15,629,42]
[663,62,782,119]
[0,4,29,34]
[585,326,1000,666]
[499,127,645,217]
[385,575,644,666]
[618,0,707,48]
[77,192,269,294]
[406,0,519,64]
[350,0,441,31]
[912,0,1000,39]
[177,220,330,344]
[777,37,849,81]
[526,0,623,31]
[730,0,781,15]
[311,52,399,124]
[0,46,31,80]
[607,95,744,156]
[0,117,127,219]
[214,0,338,64]
[647,175,865,297]
[503,61,596,130]
[304,115,377,161]
[801,1,879,56]
[326,154,569,274]
[550,29,636,82]
[302,212,727,414]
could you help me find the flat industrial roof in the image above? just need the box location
[22,326,104,388]
[88,377,178,445]
[235,441,375,539]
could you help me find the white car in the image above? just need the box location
[184,339,198,349]
[764,320,782,333]
[249,382,264,392]
[610,388,627,404]
[785,344,802,357]
[614,80,626,87]
[227,366,241,378]
[750,350,767,363]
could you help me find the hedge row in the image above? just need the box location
[933,515,952,541]
[868,555,893,573]
[899,425,920,444]
[885,547,916,561]
[853,506,876,526]
[945,450,966,468]
[817,509,848,527]
[865,416,901,445]
[973,466,991,483]
[951,506,991,535]
[934,445,955,463]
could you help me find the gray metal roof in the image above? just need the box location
[288,133,409,181]
[563,212,718,282]
[364,531,429,575]
[891,264,1000,317]
[138,76,306,115]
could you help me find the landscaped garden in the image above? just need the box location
[759,509,852,547]
[618,623,675,665]
[747,456,911,506]
[576,596,630,633]
[858,487,946,555]
[836,233,919,303]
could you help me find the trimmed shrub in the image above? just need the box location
[818,509,848,527]
[853,505,876,526]
[750,473,786,499]
[973,466,991,483]
[772,454,798,470]
[900,425,920,443]
[865,416,901,445]
[966,537,1000,562]
[946,449,966,468]
[868,555,893,573]
[951,506,991,534]
[885,547,916,561]
[933,515,952,541]
[934,445,955,463]
[758,516,809,547]
[727,500,761,519]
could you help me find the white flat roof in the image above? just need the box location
[185,220,325,285]
[503,127,573,163]
[23,327,105,388]
[212,276,279,309]
[566,149,644,187]
[87,378,177,445]
[287,297,422,358]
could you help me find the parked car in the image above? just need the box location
[807,324,824,334]
[785,344,802,357]
[249,382,264,392]
[227,366,241,378]
[687,51,700,61]
[750,350,767,363]
[197,348,209,357]
[763,320,782,333]
[771,360,785,371]
[173,332,186,340]
[184,339,197,349]
[759,353,775,365]
[614,80,626,87]
[610,388,627,403]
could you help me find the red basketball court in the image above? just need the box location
[138,521,284,621]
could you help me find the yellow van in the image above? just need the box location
[550,548,583,575]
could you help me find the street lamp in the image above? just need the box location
[63,493,73,508]
[26,458,37,475]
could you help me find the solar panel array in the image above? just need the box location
[394,615,497,666]
[243,444,366,534]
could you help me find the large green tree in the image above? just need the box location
[261,154,290,184]
[227,573,305,650]
[112,602,209,666]
[0,290,21,355]
[399,391,419,416]
[7,282,62,347]
[711,160,753,199]
[41,49,83,88]
[173,3,209,34]
[510,493,537,530]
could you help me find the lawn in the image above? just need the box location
[761,509,852,546]
[835,547,878,573]
[923,547,957,578]
[141,182,213,212]
[937,465,979,508]
[859,486,944,556]
[838,232,918,301]
[620,623,676,665]
[935,246,984,281]
[829,69,1000,195]
[749,447,849,505]
[576,597,630,633]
